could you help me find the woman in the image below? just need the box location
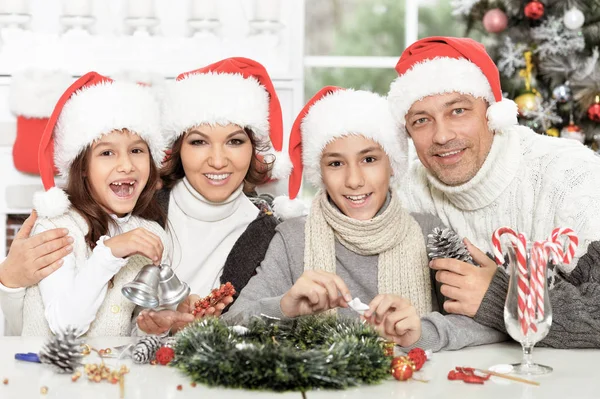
[135,58,291,334]
[225,87,507,352]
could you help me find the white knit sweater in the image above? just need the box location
[19,209,170,337]
[400,125,600,272]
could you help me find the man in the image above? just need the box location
[388,36,600,348]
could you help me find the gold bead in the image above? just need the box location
[105,348,112,354]
[515,92,539,114]
[40,386,49,395]
[93,375,102,383]
[71,375,79,382]
[111,305,120,313]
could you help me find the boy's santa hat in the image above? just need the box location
[34,72,165,219]
[273,86,407,220]
[388,36,518,133]
[162,57,292,181]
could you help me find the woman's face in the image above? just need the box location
[180,123,253,202]
[320,135,392,220]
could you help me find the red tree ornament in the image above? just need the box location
[483,8,508,33]
[524,1,544,20]
[407,348,427,371]
[392,363,414,381]
[588,99,600,122]
[155,347,175,365]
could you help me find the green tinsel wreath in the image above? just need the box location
[171,315,391,391]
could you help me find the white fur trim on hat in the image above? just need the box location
[270,150,293,180]
[9,69,72,118]
[162,72,270,145]
[55,81,165,179]
[272,195,307,220]
[388,57,512,131]
[487,98,518,131]
[33,187,71,218]
[301,89,407,189]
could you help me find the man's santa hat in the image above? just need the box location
[388,36,518,132]
[162,57,292,181]
[273,86,407,220]
[34,72,165,219]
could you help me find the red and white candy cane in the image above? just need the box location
[530,242,548,325]
[549,228,579,265]
[515,233,530,336]
[492,227,519,265]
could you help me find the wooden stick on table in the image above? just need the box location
[474,368,540,386]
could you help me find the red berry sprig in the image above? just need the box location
[192,282,236,316]
[447,367,491,384]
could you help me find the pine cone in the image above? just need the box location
[39,326,84,374]
[427,228,474,264]
[133,336,161,364]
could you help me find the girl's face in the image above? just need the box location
[86,130,151,217]
[320,135,392,220]
[180,123,253,202]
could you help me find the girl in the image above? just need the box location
[225,87,507,352]
[135,58,292,334]
[21,72,170,337]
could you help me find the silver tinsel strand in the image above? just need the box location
[427,227,474,264]
[39,326,84,374]
[133,335,161,364]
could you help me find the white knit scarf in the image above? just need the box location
[304,190,432,315]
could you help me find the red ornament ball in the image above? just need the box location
[524,1,544,20]
[588,103,600,122]
[391,356,408,369]
[483,8,508,33]
[392,363,414,381]
[407,348,427,371]
[155,346,175,365]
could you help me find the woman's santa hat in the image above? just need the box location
[162,57,292,181]
[34,72,165,218]
[273,86,407,220]
[388,36,518,133]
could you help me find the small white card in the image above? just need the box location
[347,297,370,315]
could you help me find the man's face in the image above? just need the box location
[404,93,494,186]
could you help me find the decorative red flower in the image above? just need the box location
[155,346,175,366]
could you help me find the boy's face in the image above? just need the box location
[405,92,494,186]
[320,135,392,220]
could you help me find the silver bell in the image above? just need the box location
[122,264,190,309]
[157,265,190,308]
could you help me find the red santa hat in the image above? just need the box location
[388,36,518,133]
[273,86,407,220]
[162,57,291,181]
[34,72,165,218]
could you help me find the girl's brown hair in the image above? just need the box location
[160,127,273,191]
[65,130,165,249]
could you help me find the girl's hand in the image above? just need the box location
[104,228,164,264]
[364,294,422,347]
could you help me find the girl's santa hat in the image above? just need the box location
[273,86,407,220]
[162,57,292,181]
[388,36,518,133]
[34,72,165,219]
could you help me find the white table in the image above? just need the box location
[0,337,598,398]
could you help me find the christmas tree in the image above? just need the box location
[452,0,600,148]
